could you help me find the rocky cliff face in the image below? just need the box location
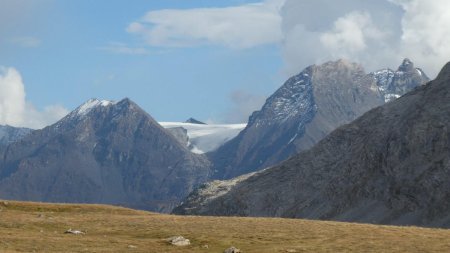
[209,59,428,179]
[0,98,210,212]
[174,62,450,228]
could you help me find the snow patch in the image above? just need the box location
[75,99,115,117]
[288,133,298,144]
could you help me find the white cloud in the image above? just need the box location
[393,0,450,77]
[0,67,69,129]
[8,36,41,48]
[280,0,450,77]
[98,42,150,55]
[124,0,450,78]
[320,11,386,56]
[127,0,284,49]
[280,0,403,77]
[0,67,26,126]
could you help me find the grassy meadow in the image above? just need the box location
[0,200,450,252]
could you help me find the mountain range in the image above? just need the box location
[209,59,429,179]
[174,62,450,228]
[0,58,434,220]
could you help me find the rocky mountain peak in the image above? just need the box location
[185,118,206,125]
[72,98,116,117]
[398,58,414,72]
[249,66,315,126]
[372,58,429,102]
[59,98,147,128]
[324,58,365,72]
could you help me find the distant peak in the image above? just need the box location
[184,118,206,125]
[398,58,414,72]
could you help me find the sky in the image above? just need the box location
[0,0,449,128]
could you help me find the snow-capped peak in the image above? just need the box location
[73,98,116,117]
[372,59,429,103]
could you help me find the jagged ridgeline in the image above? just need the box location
[209,59,429,179]
[174,62,450,228]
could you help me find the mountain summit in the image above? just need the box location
[184,118,206,125]
[0,98,210,212]
[372,58,429,102]
[209,59,429,179]
[174,61,450,228]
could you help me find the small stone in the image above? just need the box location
[224,246,241,253]
[202,244,209,249]
[286,250,297,253]
[166,236,190,246]
[127,245,137,249]
[64,228,85,235]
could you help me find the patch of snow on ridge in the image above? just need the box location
[72,98,116,118]
[160,122,246,154]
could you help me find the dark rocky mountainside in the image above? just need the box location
[174,62,450,228]
[0,98,210,212]
[209,59,428,179]
[0,125,32,146]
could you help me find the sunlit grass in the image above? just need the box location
[1,200,449,252]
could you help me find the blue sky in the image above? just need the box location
[0,0,282,125]
[0,0,449,128]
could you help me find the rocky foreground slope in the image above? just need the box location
[174,62,450,228]
[209,59,428,179]
[0,98,210,212]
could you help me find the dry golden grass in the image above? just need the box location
[1,200,450,252]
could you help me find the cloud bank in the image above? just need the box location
[280,0,450,77]
[128,0,450,77]
[127,0,284,49]
[0,67,68,129]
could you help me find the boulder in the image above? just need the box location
[224,246,241,253]
[167,236,190,246]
